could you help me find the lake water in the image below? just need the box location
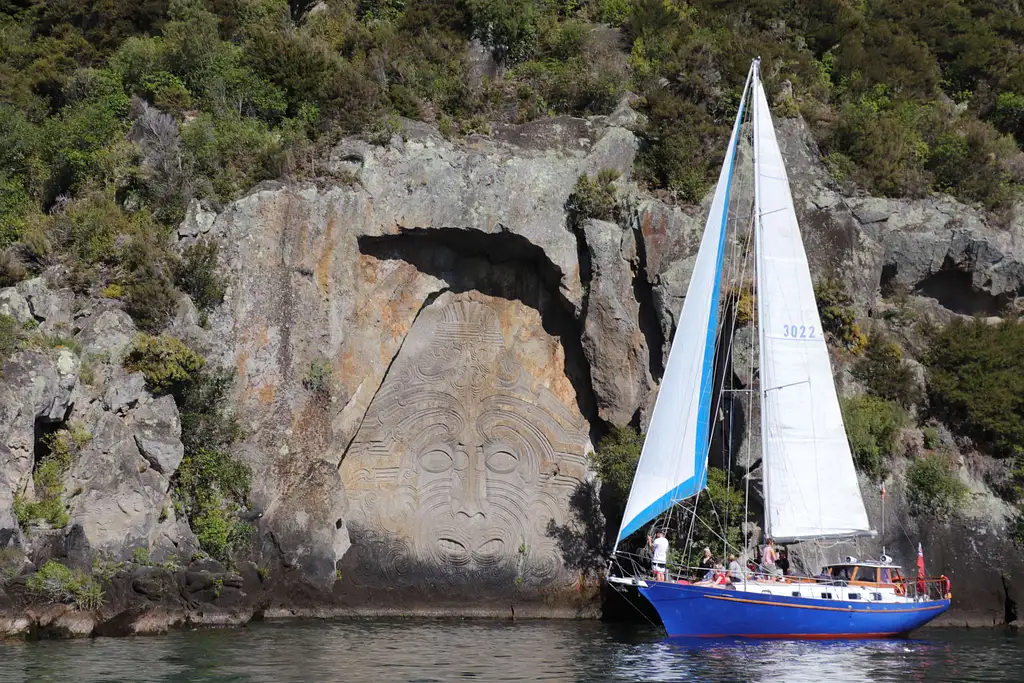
[1,619,1020,682]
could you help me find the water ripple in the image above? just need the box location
[0,620,1020,682]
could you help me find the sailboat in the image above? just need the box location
[606,59,951,639]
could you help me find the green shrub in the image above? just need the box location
[566,169,620,223]
[853,333,920,408]
[689,466,745,563]
[0,547,26,585]
[16,424,91,530]
[0,313,21,363]
[925,319,1024,458]
[467,0,541,65]
[175,447,252,564]
[175,239,226,313]
[590,425,643,527]
[26,560,105,611]
[814,277,867,353]
[124,333,207,394]
[302,359,332,395]
[906,453,968,518]
[922,426,940,450]
[992,92,1024,144]
[842,396,904,480]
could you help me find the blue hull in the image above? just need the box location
[638,582,950,639]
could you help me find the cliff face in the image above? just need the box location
[3,101,1024,629]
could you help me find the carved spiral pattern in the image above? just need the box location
[340,293,591,597]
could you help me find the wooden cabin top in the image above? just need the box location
[823,563,904,585]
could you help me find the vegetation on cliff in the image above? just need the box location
[124,332,250,563]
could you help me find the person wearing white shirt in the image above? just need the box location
[648,530,669,582]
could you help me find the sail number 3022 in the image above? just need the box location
[782,324,815,339]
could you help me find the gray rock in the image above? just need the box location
[66,412,185,562]
[0,352,76,498]
[16,278,74,330]
[104,372,147,414]
[131,395,184,475]
[178,198,217,239]
[580,219,653,425]
[76,309,137,359]
[0,288,32,324]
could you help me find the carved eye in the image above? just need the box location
[419,448,454,473]
[486,449,519,474]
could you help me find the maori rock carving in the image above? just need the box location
[339,291,591,599]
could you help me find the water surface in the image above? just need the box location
[1,619,1019,682]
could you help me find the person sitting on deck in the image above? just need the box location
[777,548,790,576]
[699,547,714,571]
[648,530,669,582]
[727,554,744,582]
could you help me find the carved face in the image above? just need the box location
[340,294,589,590]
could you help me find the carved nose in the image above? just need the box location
[452,445,489,519]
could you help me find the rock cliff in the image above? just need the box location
[2,101,1024,634]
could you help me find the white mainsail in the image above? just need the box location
[752,65,872,542]
[613,64,755,549]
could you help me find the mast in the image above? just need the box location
[752,57,768,542]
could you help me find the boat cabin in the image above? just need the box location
[822,562,904,587]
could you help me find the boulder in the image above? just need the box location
[130,395,184,475]
[580,219,653,425]
[16,278,74,331]
[104,372,147,414]
[75,309,137,360]
[0,288,32,324]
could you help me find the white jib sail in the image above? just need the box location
[613,64,755,549]
[752,67,872,542]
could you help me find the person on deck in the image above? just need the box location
[777,548,790,576]
[648,530,669,582]
[728,554,744,583]
[762,537,781,579]
[699,547,714,571]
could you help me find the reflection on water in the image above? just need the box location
[0,619,1020,682]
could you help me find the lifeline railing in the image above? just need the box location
[609,551,953,600]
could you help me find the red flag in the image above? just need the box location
[880,482,886,500]
[916,543,927,596]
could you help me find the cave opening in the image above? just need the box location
[357,227,606,445]
[914,258,1006,316]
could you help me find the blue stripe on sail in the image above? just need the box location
[617,468,708,541]
[692,88,748,490]
[616,92,748,544]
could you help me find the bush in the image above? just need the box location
[922,426,940,450]
[124,333,207,394]
[26,560,105,611]
[0,547,26,585]
[814,277,867,353]
[689,466,744,563]
[175,239,226,314]
[906,453,968,518]
[174,447,252,563]
[842,396,904,480]
[0,313,21,363]
[467,0,541,65]
[853,333,920,408]
[302,359,332,395]
[925,319,1024,458]
[566,169,620,223]
[590,425,643,527]
[16,424,91,530]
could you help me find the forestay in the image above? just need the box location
[752,69,872,542]
[613,64,755,549]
